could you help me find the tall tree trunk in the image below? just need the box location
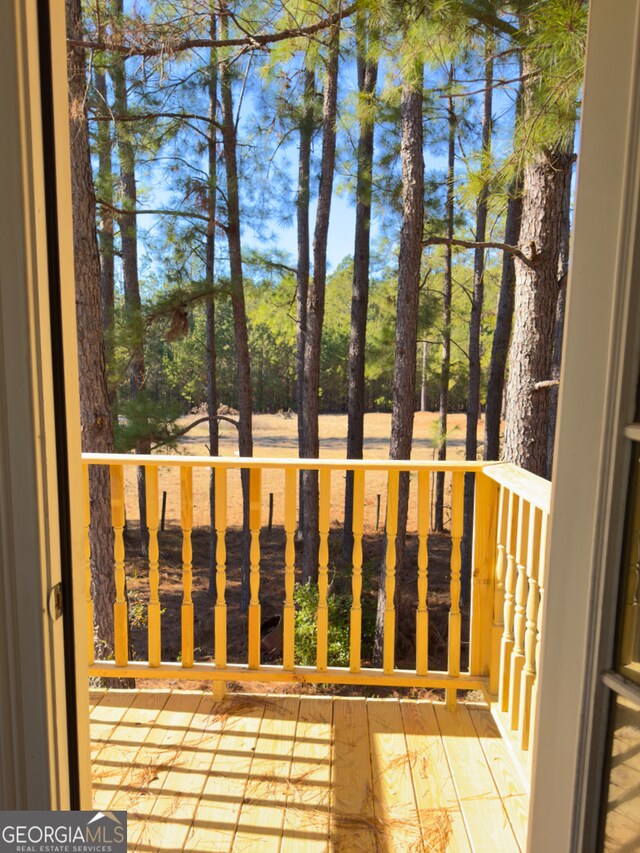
[545,153,574,478]
[420,340,428,411]
[502,148,573,475]
[301,21,340,584]
[344,12,378,561]
[296,68,314,540]
[220,6,253,608]
[461,42,493,598]
[67,0,121,676]
[110,0,149,552]
[94,67,117,432]
[207,14,219,596]
[372,61,424,666]
[435,66,455,532]
[485,77,524,462]
[484,186,522,460]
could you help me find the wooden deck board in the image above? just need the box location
[89,691,529,852]
[435,704,521,852]
[330,697,376,852]
[232,695,300,852]
[367,698,424,852]
[183,695,265,852]
[132,694,224,851]
[88,688,138,761]
[280,696,333,852]
[401,700,471,852]
[92,690,170,811]
[469,708,529,850]
[106,691,203,846]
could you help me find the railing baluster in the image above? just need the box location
[490,487,508,695]
[83,463,94,667]
[248,468,262,669]
[416,469,429,676]
[214,467,227,670]
[519,505,542,748]
[283,468,296,671]
[470,473,499,676]
[509,501,530,730]
[146,466,161,668]
[383,469,399,674]
[110,464,127,667]
[317,468,331,672]
[350,469,365,673]
[180,466,194,667]
[447,471,464,710]
[529,511,549,746]
[500,492,519,711]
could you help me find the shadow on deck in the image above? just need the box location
[90,689,528,852]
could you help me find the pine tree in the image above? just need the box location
[372,46,424,666]
[301,13,341,584]
[219,3,254,607]
[344,9,379,560]
[461,35,494,595]
[110,0,150,551]
[67,0,120,676]
[502,2,585,475]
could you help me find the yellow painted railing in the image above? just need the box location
[485,462,551,754]
[82,453,550,755]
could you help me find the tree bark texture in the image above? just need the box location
[94,67,117,431]
[373,64,424,666]
[67,0,117,664]
[502,149,573,476]
[461,42,493,599]
[545,155,573,478]
[110,0,149,551]
[207,15,219,596]
[344,12,378,560]
[296,68,315,538]
[485,76,524,463]
[435,69,455,532]
[220,7,254,607]
[301,22,340,584]
[484,186,522,460]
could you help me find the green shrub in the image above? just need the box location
[294,581,366,668]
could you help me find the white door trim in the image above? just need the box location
[0,0,90,809]
[529,1,640,849]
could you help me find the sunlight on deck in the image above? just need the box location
[90,689,528,852]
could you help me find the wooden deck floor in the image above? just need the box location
[90,689,528,852]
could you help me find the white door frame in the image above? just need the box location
[529,1,640,849]
[0,0,90,809]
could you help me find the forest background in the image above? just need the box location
[67,0,586,663]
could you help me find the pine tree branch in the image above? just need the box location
[533,379,560,390]
[460,2,519,38]
[245,257,297,275]
[97,199,226,229]
[91,110,223,132]
[423,236,534,267]
[69,3,358,58]
[149,415,239,452]
[437,72,535,99]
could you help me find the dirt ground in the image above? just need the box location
[117,412,482,697]
[122,411,482,532]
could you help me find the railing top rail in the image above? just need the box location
[81,452,493,472]
[482,462,551,514]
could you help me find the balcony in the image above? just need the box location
[83,454,550,851]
